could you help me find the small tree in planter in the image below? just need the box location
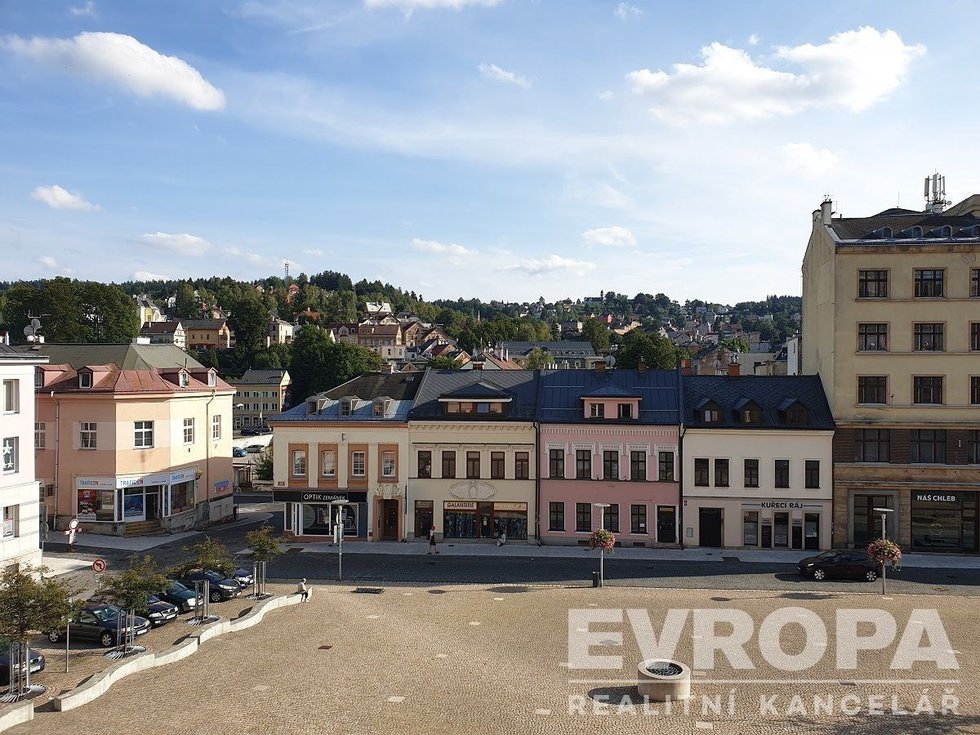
[244,525,283,597]
[98,555,169,655]
[867,538,902,571]
[172,536,236,579]
[589,529,616,551]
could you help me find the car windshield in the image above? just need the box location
[815,552,838,560]
[91,607,119,623]
[148,595,161,604]
[168,581,190,593]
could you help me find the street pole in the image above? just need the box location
[880,512,887,596]
[594,503,610,588]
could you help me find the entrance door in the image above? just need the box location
[773,512,789,547]
[656,506,677,544]
[478,502,493,539]
[699,508,723,547]
[804,513,820,550]
[381,500,399,540]
[145,490,159,520]
[414,501,433,539]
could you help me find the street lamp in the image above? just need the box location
[330,500,348,581]
[234,403,244,432]
[873,506,894,595]
[594,503,610,588]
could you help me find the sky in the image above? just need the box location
[2,1,978,305]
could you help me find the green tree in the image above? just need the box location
[523,347,549,370]
[0,565,77,697]
[721,336,750,353]
[254,447,273,482]
[229,294,268,354]
[172,537,235,578]
[174,282,197,319]
[97,555,169,651]
[582,317,610,353]
[615,330,678,370]
[245,525,283,564]
[289,327,381,403]
[427,356,461,370]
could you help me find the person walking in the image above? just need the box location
[428,525,439,554]
[297,578,309,601]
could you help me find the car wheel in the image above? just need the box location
[48,630,62,643]
[864,569,878,582]
[210,590,223,603]
[812,568,826,581]
[100,631,115,648]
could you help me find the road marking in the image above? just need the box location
[403,592,413,596]
[436,654,448,659]
[493,597,504,601]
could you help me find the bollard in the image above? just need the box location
[592,571,600,588]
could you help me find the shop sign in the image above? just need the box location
[213,480,229,494]
[77,477,115,489]
[117,473,169,489]
[914,492,959,504]
[170,468,198,484]
[493,502,527,511]
[759,501,804,509]
[444,500,477,511]
[273,490,368,503]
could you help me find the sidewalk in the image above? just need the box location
[69,512,273,553]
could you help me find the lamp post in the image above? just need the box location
[594,503,610,588]
[330,500,348,581]
[234,403,244,433]
[872,506,894,595]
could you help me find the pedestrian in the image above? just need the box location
[428,525,439,554]
[297,578,309,601]
[496,530,507,547]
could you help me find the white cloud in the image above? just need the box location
[503,254,596,277]
[2,32,225,111]
[70,1,97,17]
[614,3,642,19]
[598,90,614,101]
[303,247,324,256]
[133,270,170,281]
[31,184,99,211]
[478,63,530,89]
[628,27,925,124]
[140,232,212,255]
[780,142,840,178]
[747,33,760,46]
[365,0,502,11]
[411,237,474,255]
[582,225,636,247]
[38,255,59,269]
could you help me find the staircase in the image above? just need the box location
[124,519,162,537]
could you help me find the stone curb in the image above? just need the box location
[41,593,303,715]
[0,700,33,732]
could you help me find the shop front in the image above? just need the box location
[75,468,200,534]
[276,489,368,540]
[910,491,978,553]
[684,497,831,551]
[442,500,528,541]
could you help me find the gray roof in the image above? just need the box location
[410,370,539,420]
[0,343,48,363]
[498,341,596,358]
[233,369,290,385]
[682,375,833,430]
[536,369,680,424]
[273,372,421,423]
[830,205,980,243]
[19,343,202,370]
[181,319,228,330]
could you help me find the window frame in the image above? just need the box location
[2,379,18,414]
[575,502,591,533]
[603,503,620,533]
[912,375,944,405]
[548,502,565,531]
[913,268,945,298]
[575,449,592,480]
[417,450,432,479]
[548,448,564,479]
[514,451,529,480]
[657,451,673,481]
[694,457,709,487]
[292,449,307,477]
[466,451,481,479]
[351,450,367,478]
[714,458,729,487]
[857,376,888,405]
[857,323,888,352]
[134,420,154,449]
[630,450,647,481]
[211,414,221,440]
[743,458,759,488]
[35,422,46,450]
[441,451,456,479]
[183,417,195,445]
[971,323,980,352]
[490,451,505,480]
[972,376,980,406]
[1,437,18,474]
[912,322,945,352]
[774,459,790,489]
[602,450,619,481]
[381,450,396,478]
[855,428,890,462]
[804,459,820,489]
[630,504,647,534]
[911,429,946,464]
[858,269,888,298]
[321,449,337,478]
[80,422,97,450]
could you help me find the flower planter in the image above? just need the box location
[636,659,691,701]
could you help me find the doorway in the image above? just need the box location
[381,499,399,540]
[479,502,493,539]
[656,506,677,544]
[145,490,159,520]
[699,508,723,547]
[414,500,433,539]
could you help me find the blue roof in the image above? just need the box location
[536,369,680,424]
[682,375,834,430]
[272,372,421,423]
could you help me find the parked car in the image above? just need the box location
[232,446,248,457]
[146,595,180,626]
[240,427,259,436]
[797,551,879,582]
[47,604,150,648]
[157,580,202,613]
[232,567,255,588]
[245,444,265,454]
[179,570,242,602]
[0,646,45,685]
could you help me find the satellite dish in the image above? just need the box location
[30,318,41,330]
[605,354,616,368]
[23,326,34,337]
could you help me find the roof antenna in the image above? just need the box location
[924,172,950,214]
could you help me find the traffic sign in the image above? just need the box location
[92,559,107,573]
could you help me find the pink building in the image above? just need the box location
[537,367,681,546]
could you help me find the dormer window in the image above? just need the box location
[207,370,217,387]
[740,405,762,424]
[373,398,391,417]
[617,403,633,420]
[780,399,809,426]
[589,403,604,418]
[340,398,356,416]
[78,372,92,389]
[697,400,722,423]
[178,371,189,388]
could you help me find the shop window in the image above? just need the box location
[351,451,366,477]
[1,438,17,474]
[603,504,620,533]
[575,450,592,479]
[548,449,564,479]
[549,502,565,531]
[418,450,431,478]
[134,421,154,448]
[80,422,97,450]
[2,505,18,539]
[631,451,647,481]
[911,429,946,463]
[857,376,887,404]
[913,376,943,404]
[743,511,759,546]
[855,429,890,462]
[858,269,888,298]
[575,503,591,532]
[170,481,194,515]
[743,459,759,488]
[322,450,337,477]
[183,417,195,444]
[714,459,729,487]
[602,451,619,480]
[694,458,709,486]
[857,323,888,351]
[630,504,647,534]
[35,422,45,450]
[774,459,790,488]
[491,452,505,480]
[292,450,307,477]
[804,460,820,488]
[2,380,18,413]
[913,323,944,351]
[515,452,529,480]
[914,269,944,297]
[657,451,673,481]
[466,451,481,479]
[382,451,396,478]
[441,451,456,479]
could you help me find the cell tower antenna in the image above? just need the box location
[284,261,290,280]
[924,172,950,214]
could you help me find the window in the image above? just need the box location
[740,405,762,424]
[973,269,980,298]
[575,449,592,479]
[857,323,888,351]
[702,406,721,423]
[971,324,980,352]
[618,403,633,419]
[373,399,389,417]
[855,429,890,462]
[490,451,505,479]
[211,415,221,440]
[744,459,759,488]
[603,504,620,533]
[441,451,456,479]
[418,451,432,478]
[913,323,944,351]
[549,502,565,531]
[340,399,354,417]
[857,376,887,404]
[35,369,42,389]
[575,503,591,532]
[2,380,18,413]
[515,452,529,480]
[1,438,17,474]
[657,451,673,481]
[134,421,154,448]
[774,459,790,488]
[382,451,396,477]
[2,505,18,540]
[630,504,647,534]
[694,458,709,486]
[466,451,481,479]
[35,422,45,450]
[351,451,366,477]
[630,451,647,481]
[178,372,189,388]
[80,422,97,450]
[858,269,888,298]
[914,269,944,297]
[602,450,619,480]
[78,372,92,389]
[913,376,943,404]
[549,449,565,479]
[714,459,729,487]
[207,371,216,387]
[785,405,808,425]
[183,418,195,444]
[322,450,337,477]
[292,450,307,477]
[804,460,820,489]
[911,429,946,463]
[589,403,604,418]
[972,377,980,406]
[969,431,980,464]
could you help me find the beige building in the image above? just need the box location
[183,319,233,351]
[231,369,291,429]
[32,344,235,536]
[802,191,980,552]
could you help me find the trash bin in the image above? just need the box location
[234,505,240,521]
[592,571,600,588]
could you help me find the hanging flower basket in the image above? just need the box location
[590,529,616,551]
[867,538,902,571]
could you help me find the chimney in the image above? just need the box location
[820,197,833,225]
[727,361,740,377]
[680,358,692,376]
[638,359,648,373]
[595,361,605,375]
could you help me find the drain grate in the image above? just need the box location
[353,587,384,594]
[646,661,684,677]
[318,645,333,650]
[428,589,447,594]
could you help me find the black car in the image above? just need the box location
[798,551,880,582]
[0,646,45,685]
[179,570,242,602]
[47,604,151,648]
[146,595,180,626]
[157,580,202,613]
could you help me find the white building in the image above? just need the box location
[1,343,47,570]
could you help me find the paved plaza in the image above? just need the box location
[9,583,980,735]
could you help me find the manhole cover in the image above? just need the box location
[645,661,683,677]
[722,556,740,562]
[488,586,529,594]
[353,587,384,594]
[428,589,447,595]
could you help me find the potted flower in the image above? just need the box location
[867,538,902,571]
[590,529,616,551]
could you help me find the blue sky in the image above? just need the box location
[2,1,977,304]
